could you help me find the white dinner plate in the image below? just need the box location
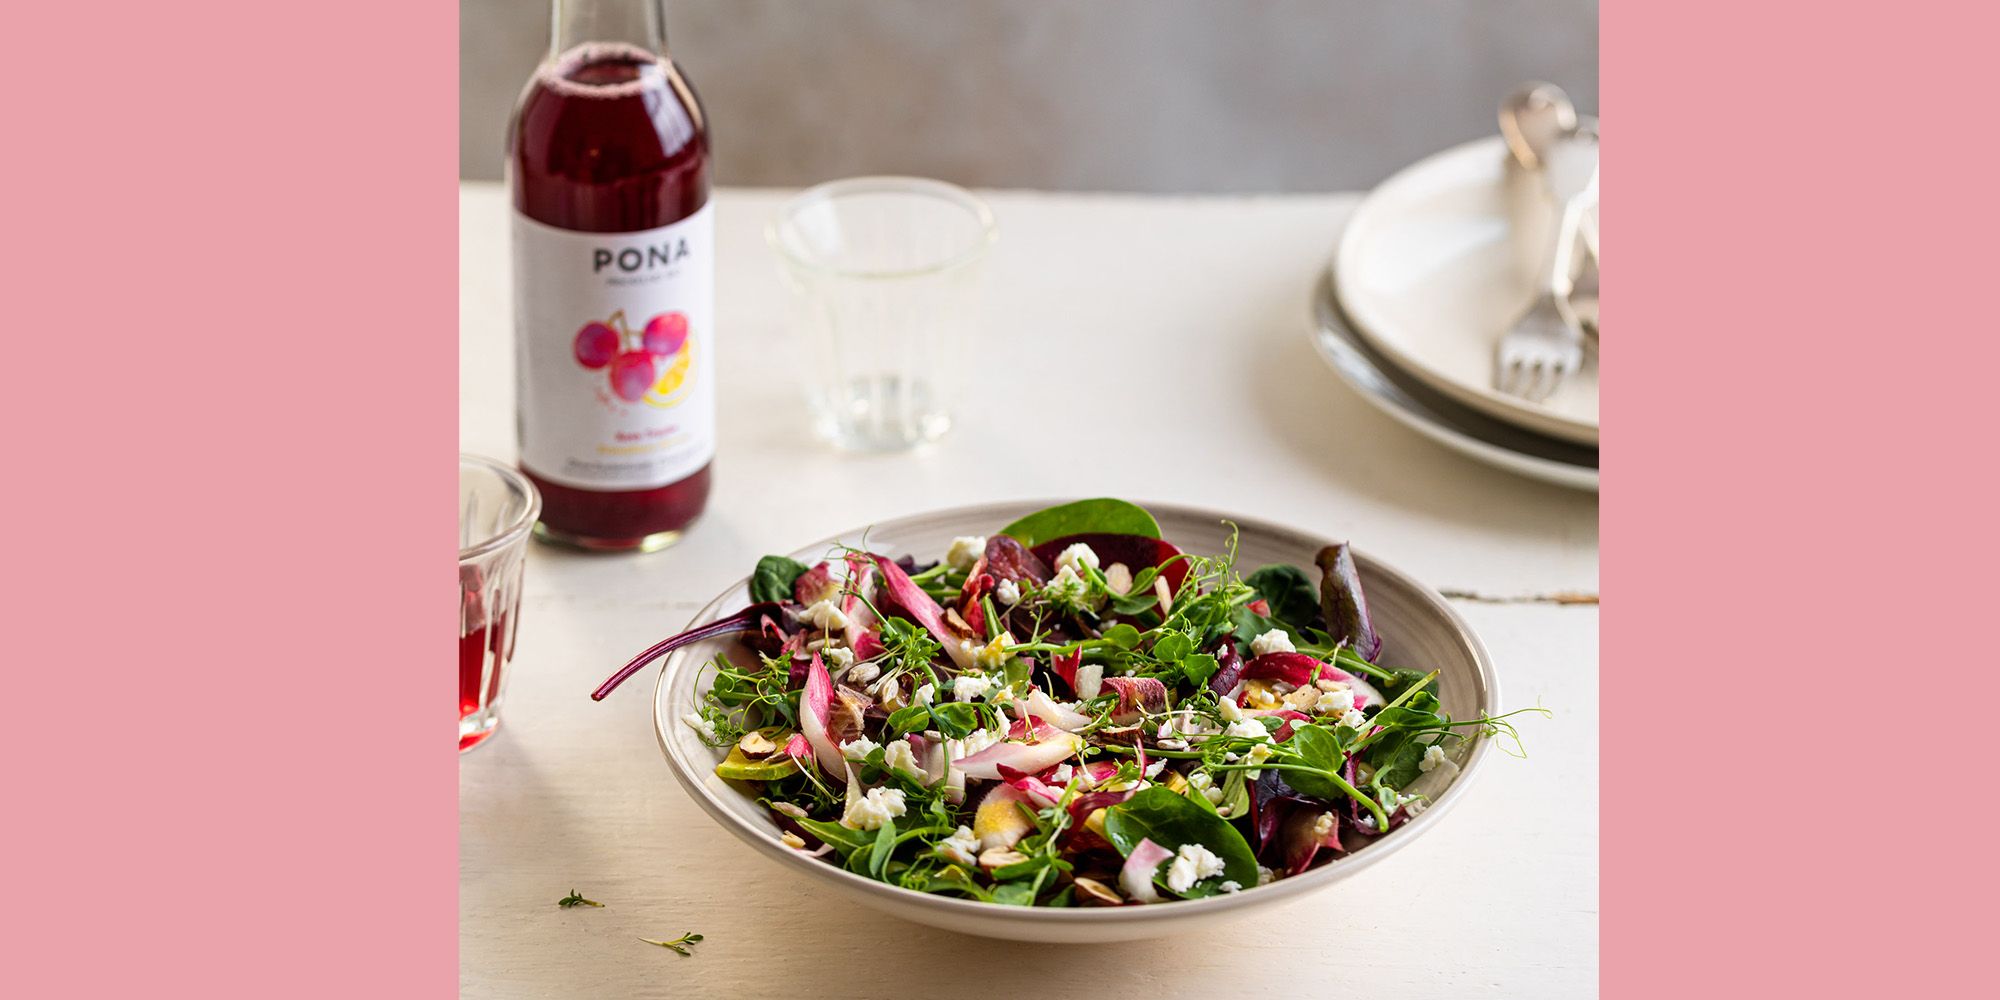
[1309,265,1598,492]
[1335,137,1599,446]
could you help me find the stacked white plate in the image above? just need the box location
[1311,137,1599,491]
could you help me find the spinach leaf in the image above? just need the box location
[867,820,897,879]
[1277,724,1350,801]
[990,881,1040,906]
[928,702,984,738]
[1100,787,1258,897]
[1367,735,1428,791]
[886,704,931,736]
[750,555,811,604]
[1180,652,1220,687]
[1099,623,1144,650]
[1244,564,1320,632]
[795,817,875,853]
[998,499,1161,547]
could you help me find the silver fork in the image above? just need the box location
[1496,197,1590,401]
[1496,130,1597,402]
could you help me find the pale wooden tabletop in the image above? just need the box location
[459,182,1599,999]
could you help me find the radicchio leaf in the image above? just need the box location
[1315,543,1381,661]
[1101,676,1169,724]
[799,652,846,775]
[870,554,976,669]
[1118,838,1174,904]
[1207,642,1247,699]
[592,602,785,700]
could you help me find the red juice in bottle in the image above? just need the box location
[508,0,713,552]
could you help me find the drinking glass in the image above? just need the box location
[767,177,998,450]
[459,454,540,752]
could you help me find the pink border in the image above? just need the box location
[1604,3,1991,997]
[9,0,458,994]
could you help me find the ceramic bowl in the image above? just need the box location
[652,501,1498,941]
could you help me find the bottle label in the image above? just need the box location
[512,204,716,491]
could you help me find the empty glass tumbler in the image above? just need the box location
[767,177,998,450]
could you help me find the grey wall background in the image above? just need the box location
[461,0,1597,193]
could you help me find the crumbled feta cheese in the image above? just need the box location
[1338,708,1368,731]
[1311,811,1335,839]
[826,646,856,670]
[1256,865,1276,886]
[951,674,993,702]
[1420,743,1448,773]
[1043,564,1089,603]
[1224,718,1271,742]
[1217,698,1245,723]
[938,825,980,865]
[972,635,1013,671]
[1249,628,1296,657]
[846,661,880,685]
[1054,543,1100,574]
[800,598,848,631]
[951,727,1005,760]
[1163,843,1227,893]
[1202,784,1226,804]
[914,683,935,706]
[1157,718,1176,739]
[1074,662,1104,700]
[1143,759,1167,779]
[840,786,907,830]
[945,536,986,571]
[994,579,1021,606]
[1158,738,1190,750]
[1314,686,1356,715]
[883,738,925,781]
[1217,880,1243,894]
[839,736,880,760]
[1051,763,1075,786]
[681,712,717,741]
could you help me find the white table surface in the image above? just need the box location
[459,182,1598,998]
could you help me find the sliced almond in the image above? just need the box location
[1154,575,1175,614]
[779,831,806,849]
[1105,563,1133,596]
[1071,876,1123,907]
[978,847,1029,870]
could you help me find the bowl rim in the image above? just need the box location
[650,499,1499,925]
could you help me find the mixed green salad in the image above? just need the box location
[594,499,1531,907]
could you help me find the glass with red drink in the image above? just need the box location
[459,455,539,751]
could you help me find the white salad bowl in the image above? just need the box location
[651,501,1499,942]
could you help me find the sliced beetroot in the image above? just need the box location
[1102,676,1169,724]
[1316,542,1381,661]
[1207,642,1247,699]
[961,572,995,636]
[851,631,887,661]
[593,602,785,700]
[870,554,975,669]
[1030,533,1190,593]
[1049,648,1082,692]
[793,561,838,606]
[981,535,1052,586]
